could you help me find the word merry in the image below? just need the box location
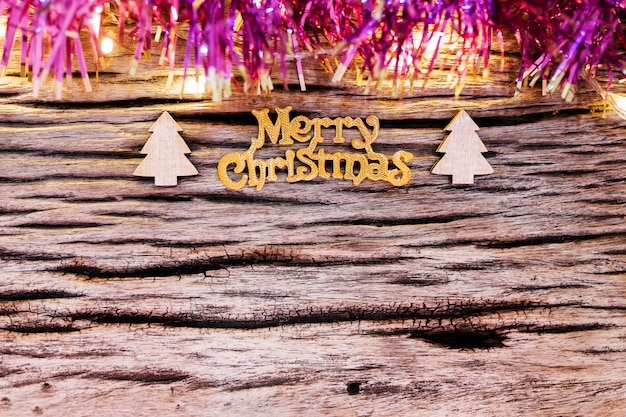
[217,107,413,190]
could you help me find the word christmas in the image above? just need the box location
[217,107,414,190]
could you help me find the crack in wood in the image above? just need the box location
[386,274,450,287]
[50,251,415,279]
[481,231,626,249]
[306,213,485,228]
[5,299,598,349]
[17,97,200,110]
[226,375,305,392]
[15,222,111,229]
[21,299,571,331]
[518,323,614,334]
[0,289,83,301]
[442,259,526,271]
[410,324,507,349]
[0,248,71,261]
[592,269,626,275]
[0,207,41,215]
[371,321,615,350]
[510,284,591,292]
[525,169,602,177]
[85,368,190,384]
[1,324,80,333]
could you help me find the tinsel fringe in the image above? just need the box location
[0,0,625,102]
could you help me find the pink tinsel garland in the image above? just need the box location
[0,0,624,100]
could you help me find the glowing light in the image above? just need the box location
[183,77,198,94]
[182,74,206,95]
[0,15,8,40]
[586,69,626,120]
[200,44,209,55]
[101,37,114,54]
[91,6,103,36]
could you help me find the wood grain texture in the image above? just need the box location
[1,39,626,417]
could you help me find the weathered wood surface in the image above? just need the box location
[1,42,626,417]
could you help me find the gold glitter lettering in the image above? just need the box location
[218,108,413,190]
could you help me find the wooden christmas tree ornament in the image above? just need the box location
[431,110,494,184]
[134,111,199,186]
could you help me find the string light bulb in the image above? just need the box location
[100,36,114,55]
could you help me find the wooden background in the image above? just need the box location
[1,32,626,416]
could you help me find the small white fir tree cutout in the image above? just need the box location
[431,110,494,184]
[134,111,199,186]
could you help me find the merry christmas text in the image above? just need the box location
[217,107,413,190]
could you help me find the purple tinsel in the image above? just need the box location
[0,0,624,100]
